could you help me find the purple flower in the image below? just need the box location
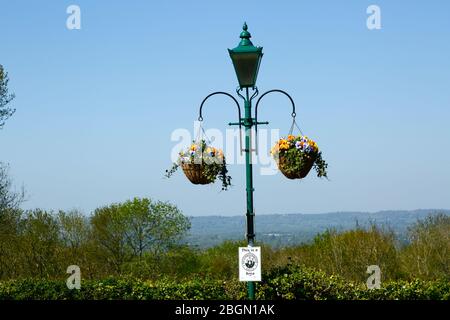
[305,145,312,153]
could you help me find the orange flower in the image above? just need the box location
[279,141,290,150]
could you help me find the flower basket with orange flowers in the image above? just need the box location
[165,140,232,190]
[271,134,328,180]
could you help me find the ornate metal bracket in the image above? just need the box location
[197,91,243,155]
[254,89,297,154]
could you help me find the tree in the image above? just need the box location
[19,209,62,278]
[90,203,131,274]
[58,209,91,251]
[57,210,100,278]
[121,198,191,259]
[0,65,15,129]
[401,213,450,279]
[90,197,191,274]
[293,225,401,282]
[0,163,23,279]
[0,163,25,213]
[198,240,246,279]
[0,207,23,279]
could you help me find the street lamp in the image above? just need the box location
[197,23,297,300]
[228,22,263,88]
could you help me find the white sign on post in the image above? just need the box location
[239,246,261,282]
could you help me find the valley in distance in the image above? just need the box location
[185,209,450,248]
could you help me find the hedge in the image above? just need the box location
[257,265,450,300]
[0,266,448,300]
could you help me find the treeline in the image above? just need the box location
[263,215,449,282]
[0,195,191,280]
[183,214,449,283]
[1,202,448,282]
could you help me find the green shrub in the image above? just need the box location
[0,277,231,300]
[257,265,361,300]
[1,265,448,300]
[257,264,450,300]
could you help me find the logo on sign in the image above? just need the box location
[242,252,258,272]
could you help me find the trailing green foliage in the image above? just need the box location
[313,152,328,178]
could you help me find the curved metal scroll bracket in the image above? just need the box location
[198,91,242,123]
[254,89,297,154]
[197,91,243,155]
[236,86,259,103]
[250,87,259,101]
[255,89,296,123]
[236,87,245,101]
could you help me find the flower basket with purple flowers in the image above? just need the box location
[271,135,328,180]
[165,139,232,190]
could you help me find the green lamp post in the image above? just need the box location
[197,23,297,300]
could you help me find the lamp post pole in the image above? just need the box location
[243,87,256,299]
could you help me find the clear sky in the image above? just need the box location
[1,0,449,216]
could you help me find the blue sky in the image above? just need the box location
[1,0,449,216]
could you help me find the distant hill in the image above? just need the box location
[184,209,450,248]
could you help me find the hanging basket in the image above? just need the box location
[181,162,218,185]
[277,153,316,179]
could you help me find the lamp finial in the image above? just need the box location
[239,22,252,46]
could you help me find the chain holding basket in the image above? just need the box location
[165,91,241,191]
[181,121,231,189]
